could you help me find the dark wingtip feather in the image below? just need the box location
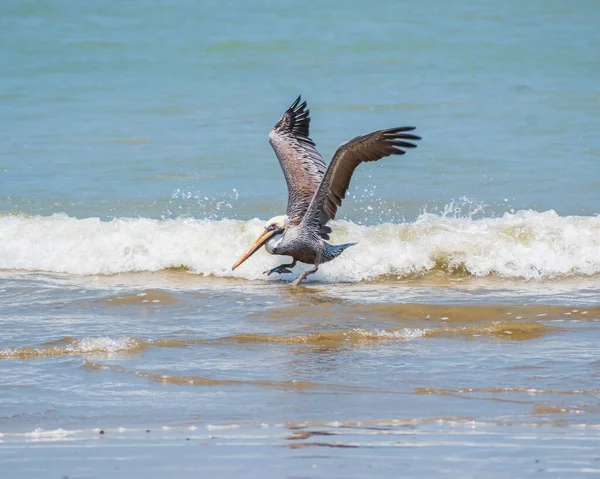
[391,140,418,149]
[391,147,407,155]
[273,95,313,141]
[398,134,421,141]
[388,126,416,133]
[289,95,302,111]
[384,127,421,143]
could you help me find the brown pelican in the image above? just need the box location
[232,96,421,285]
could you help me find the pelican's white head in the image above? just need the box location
[231,215,288,270]
[263,215,287,253]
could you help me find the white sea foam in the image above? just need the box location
[69,337,142,354]
[0,336,143,359]
[0,211,599,281]
[352,328,428,340]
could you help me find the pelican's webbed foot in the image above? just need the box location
[264,260,297,276]
[265,266,292,275]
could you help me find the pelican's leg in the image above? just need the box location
[291,264,319,286]
[264,260,297,276]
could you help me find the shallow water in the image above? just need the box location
[2,274,600,476]
[2,0,600,477]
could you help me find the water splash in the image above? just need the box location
[165,188,239,220]
[0,209,598,281]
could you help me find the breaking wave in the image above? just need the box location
[0,210,599,281]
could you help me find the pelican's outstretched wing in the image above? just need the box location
[302,127,421,230]
[269,96,327,228]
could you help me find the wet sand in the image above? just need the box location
[2,421,600,478]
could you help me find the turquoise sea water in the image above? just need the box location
[1,1,600,477]
[2,0,599,220]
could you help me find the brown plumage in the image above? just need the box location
[233,96,421,285]
[302,127,420,231]
[268,96,326,228]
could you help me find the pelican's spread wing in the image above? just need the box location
[269,96,327,228]
[302,127,421,230]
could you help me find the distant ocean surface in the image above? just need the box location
[1,1,599,477]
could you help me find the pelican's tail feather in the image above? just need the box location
[325,242,358,260]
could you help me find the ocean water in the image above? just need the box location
[1,0,600,477]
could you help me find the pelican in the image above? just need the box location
[232,96,421,285]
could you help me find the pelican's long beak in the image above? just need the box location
[232,228,278,270]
